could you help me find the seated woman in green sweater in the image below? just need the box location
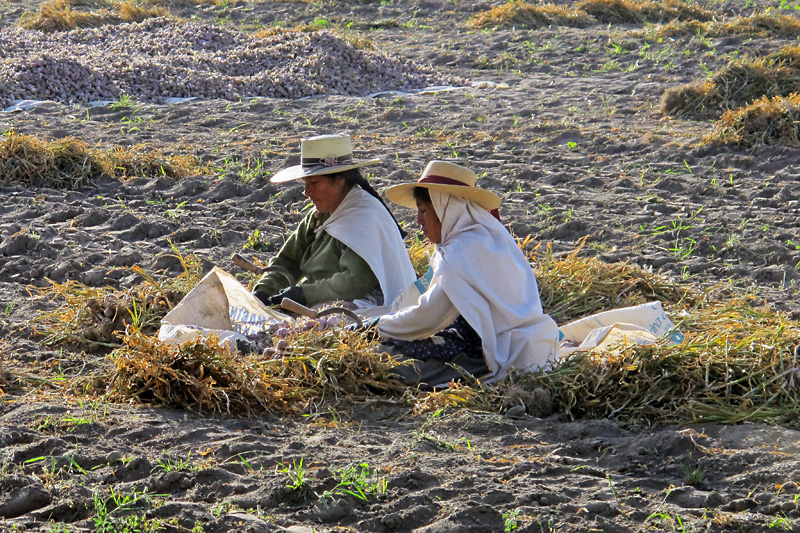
[252,134,416,310]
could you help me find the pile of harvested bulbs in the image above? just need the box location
[242,315,347,355]
[0,18,463,108]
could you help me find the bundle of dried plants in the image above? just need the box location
[468,0,711,30]
[109,328,407,416]
[29,253,202,352]
[0,132,205,188]
[21,0,168,32]
[661,45,800,121]
[703,93,800,147]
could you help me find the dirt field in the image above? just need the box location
[2,0,800,531]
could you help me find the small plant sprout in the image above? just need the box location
[679,462,705,486]
[768,515,792,530]
[110,93,138,111]
[280,458,308,493]
[503,508,521,531]
[244,229,269,252]
[128,297,142,330]
[166,201,189,220]
[606,474,621,504]
[154,450,193,472]
[92,486,166,532]
[321,462,387,501]
[669,236,696,260]
[233,453,259,472]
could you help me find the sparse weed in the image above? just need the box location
[153,450,193,473]
[503,508,521,531]
[321,462,387,501]
[165,200,189,220]
[769,515,793,530]
[280,458,309,493]
[92,485,166,533]
[413,409,473,452]
[110,93,139,112]
[679,462,706,486]
[244,229,270,252]
[238,158,269,183]
[669,236,696,259]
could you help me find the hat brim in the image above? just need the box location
[385,182,502,212]
[270,159,380,183]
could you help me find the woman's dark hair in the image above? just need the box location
[412,187,431,203]
[327,168,407,238]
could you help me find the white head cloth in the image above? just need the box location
[319,187,416,306]
[428,190,560,381]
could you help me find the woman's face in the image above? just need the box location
[303,174,348,214]
[415,197,442,244]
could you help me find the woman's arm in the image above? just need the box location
[252,212,315,297]
[301,244,378,305]
[376,282,460,341]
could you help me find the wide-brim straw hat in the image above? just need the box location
[270,133,380,183]
[385,160,501,211]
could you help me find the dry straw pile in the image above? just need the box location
[0,132,204,188]
[577,0,713,24]
[26,240,800,427]
[526,293,800,425]
[704,93,800,147]
[109,329,407,416]
[31,253,203,351]
[418,290,800,426]
[661,45,800,121]
[645,11,800,40]
[21,0,168,32]
[469,0,713,29]
[469,1,594,29]
[529,237,693,323]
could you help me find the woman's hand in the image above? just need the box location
[255,285,307,307]
[344,316,381,340]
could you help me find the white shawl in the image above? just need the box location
[378,191,560,381]
[319,187,416,306]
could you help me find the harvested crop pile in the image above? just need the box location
[647,11,800,39]
[109,328,407,416]
[660,44,800,120]
[30,256,203,353]
[577,0,713,24]
[0,131,204,187]
[704,93,800,147]
[468,0,712,29]
[19,0,168,31]
[0,18,463,108]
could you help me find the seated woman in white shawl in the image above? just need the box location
[252,134,416,310]
[373,161,560,388]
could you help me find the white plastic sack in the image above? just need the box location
[158,267,290,347]
[557,301,684,355]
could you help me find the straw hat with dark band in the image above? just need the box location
[270,134,380,183]
[385,160,501,212]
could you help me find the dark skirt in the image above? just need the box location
[378,316,489,389]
